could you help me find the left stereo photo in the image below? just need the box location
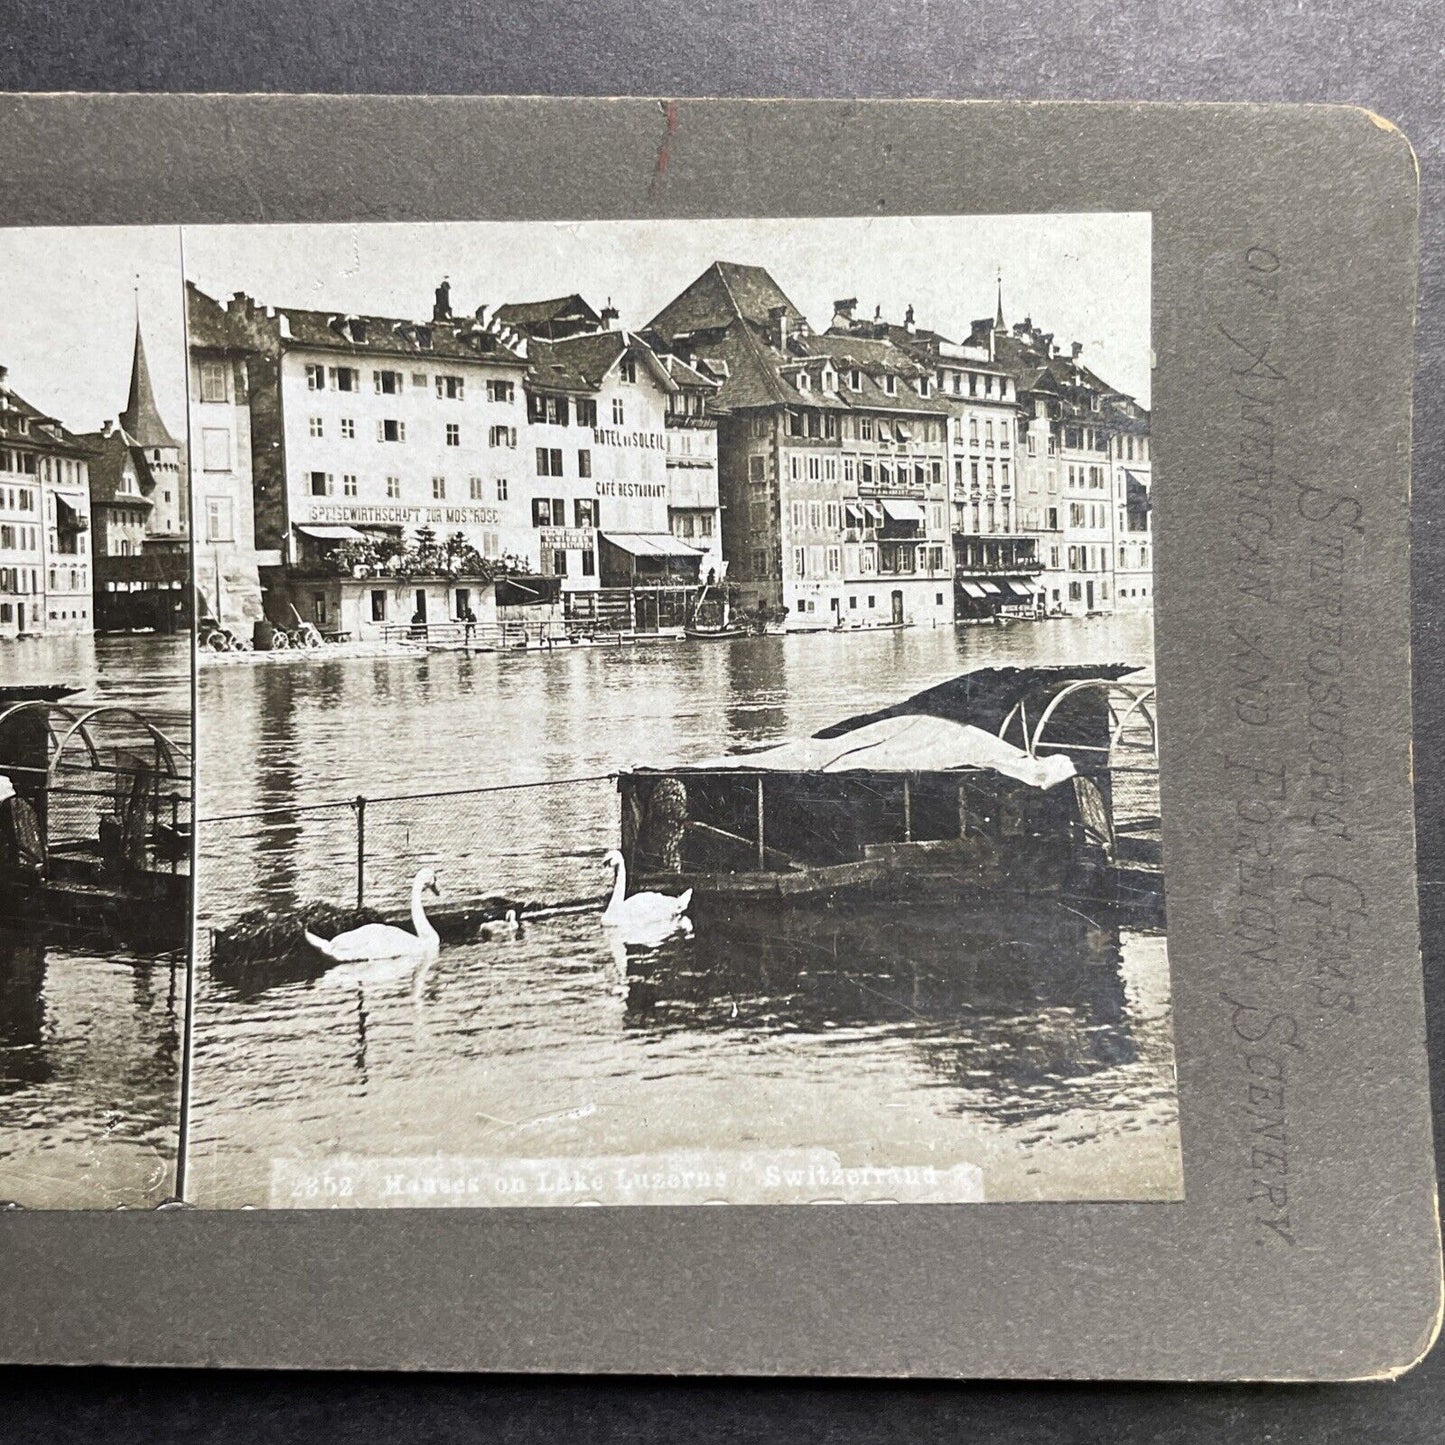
[0,227,192,1208]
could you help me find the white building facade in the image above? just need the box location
[0,373,94,638]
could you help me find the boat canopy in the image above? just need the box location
[816,663,1142,739]
[666,714,1077,790]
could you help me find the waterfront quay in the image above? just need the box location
[189,262,1150,650]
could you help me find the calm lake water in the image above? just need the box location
[0,632,190,1206]
[192,616,1182,1208]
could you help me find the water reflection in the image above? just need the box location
[0,928,182,1206]
[0,933,49,1091]
[614,900,1166,1127]
[192,617,1179,1206]
[0,634,189,1206]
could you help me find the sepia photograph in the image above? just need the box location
[186,213,1176,1208]
[0,228,191,1208]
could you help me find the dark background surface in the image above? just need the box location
[1,0,1442,1439]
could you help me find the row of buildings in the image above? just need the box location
[0,323,190,641]
[2,259,1151,643]
[192,262,1152,641]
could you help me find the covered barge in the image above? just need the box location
[618,664,1162,920]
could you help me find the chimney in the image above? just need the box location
[601,298,619,330]
[101,419,113,437]
[768,304,790,351]
[831,297,857,329]
[1071,341,1083,360]
[433,278,452,322]
[904,304,915,333]
[227,291,249,315]
[0,365,8,385]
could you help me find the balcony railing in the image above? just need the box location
[951,557,1042,576]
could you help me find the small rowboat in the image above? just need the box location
[684,625,747,641]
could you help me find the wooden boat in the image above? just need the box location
[684,624,747,641]
[0,697,191,952]
[616,663,1161,921]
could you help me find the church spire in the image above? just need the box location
[995,270,1005,331]
[120,301,180,451]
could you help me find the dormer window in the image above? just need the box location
[620,358,637,384]
[883,375,897,396]
[917,377,931,397]
[849,369,862,389]
[796,371,811,393]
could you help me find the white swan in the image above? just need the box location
[477,908,521,942]
[305,867,442,962]
[601,849,692,940]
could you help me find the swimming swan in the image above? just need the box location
[305,867,442,962]
[601,849,692,938]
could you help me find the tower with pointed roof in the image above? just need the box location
[118,310,187,543]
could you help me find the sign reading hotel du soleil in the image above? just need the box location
[591,426,666,451]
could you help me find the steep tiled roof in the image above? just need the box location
[495,295,600,329]
[526,330,628,392]
[276,305,528,367]
[120,319,181,451]
[78,428,153,509]
[679,320,952,419]
[647,261,807,339]
[657,353,720,390]
[828,320,951,356]
[690,325,795,411]
[0,385,87,456]
[186,283,528,368]
[185,282,262,351]
[802,334,928,378]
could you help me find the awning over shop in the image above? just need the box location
[880,499,926,526]
[844,502,866,527]
[54,494,87,530]
[980,582,1002,595]
[862,501,884,526]
[672,714,1077,790]
[600,531,705,559]
[958,581,988,599]
[296,524,367,541]
[1006,579,1036,597]
[496,574,563,607]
